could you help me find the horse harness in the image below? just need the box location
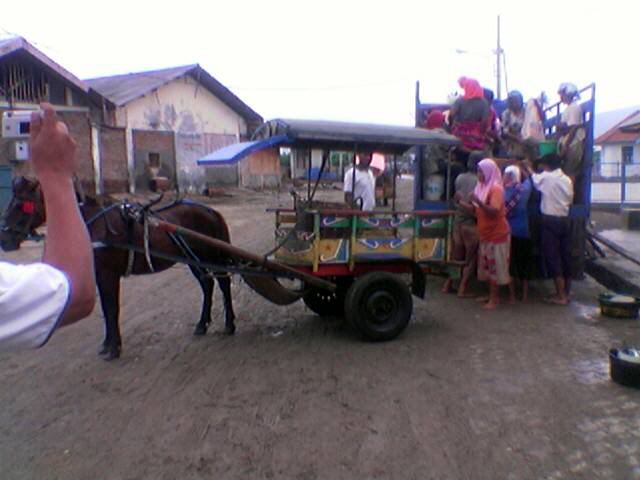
[87,199,222,279]
[1,189,41,240]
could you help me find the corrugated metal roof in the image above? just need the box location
[0,36,89,93]
[85,64,196,106]
[252,118,460,151]
[85,64,262,126]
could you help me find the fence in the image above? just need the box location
[592,162,640,203]
[594,162,640,180]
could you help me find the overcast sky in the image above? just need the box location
[2,0,637,125]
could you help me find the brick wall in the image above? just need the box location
[58,111,95,194]
[0,108,95,193]
[99,126,128,193]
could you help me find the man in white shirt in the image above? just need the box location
[344,153,375,211]
[528,153,574,305]
[0,104,96,351]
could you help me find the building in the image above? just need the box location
[86,65,264,193]
[595,110,640,178]
[0,36,118,206]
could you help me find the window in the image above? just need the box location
[622,146,634,164]
[148,153,161,169]
[64,87,73,106]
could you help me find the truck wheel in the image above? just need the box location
[303,277,352,317]
[345,272,412,341]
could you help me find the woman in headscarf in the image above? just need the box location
[459,158,511,309]
[503,164,533,302]
[450,77,491,154]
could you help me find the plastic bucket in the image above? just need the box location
[424,174,444,201]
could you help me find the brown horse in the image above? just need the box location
[0,177,236,360]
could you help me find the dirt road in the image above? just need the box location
[2,181,640,480]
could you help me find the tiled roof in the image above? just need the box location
[595,111,640,144]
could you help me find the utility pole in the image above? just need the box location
[496,15,502,100]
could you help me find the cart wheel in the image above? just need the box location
[345,272,412,341]
[303,277,352,317]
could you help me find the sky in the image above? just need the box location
[2,0,638,126]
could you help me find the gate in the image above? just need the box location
[0,165,12,214]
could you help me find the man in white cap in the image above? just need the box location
[557,82,585,199]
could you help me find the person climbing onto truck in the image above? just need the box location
[503,164,533,303]
[525,153,574,305]
[441,150,483,297]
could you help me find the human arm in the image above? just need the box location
[470,187,503,219]
[30,104,95,326]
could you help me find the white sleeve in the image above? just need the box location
[343,169,354,193]
[565,103,582,126]
[0,262,70,352]
[531,172,543,189]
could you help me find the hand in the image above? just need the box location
[469,193,481,205]
[29,103,77,183]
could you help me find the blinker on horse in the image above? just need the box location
[1,177,236,360]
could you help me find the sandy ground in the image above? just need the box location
[2,179,640,480]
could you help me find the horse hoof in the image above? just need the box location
[193,324,207,336]
[98,346,120,360]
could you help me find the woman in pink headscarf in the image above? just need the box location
[450,76,491,153]
[460,158,511,309]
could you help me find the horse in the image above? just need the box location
[0,176,236,360]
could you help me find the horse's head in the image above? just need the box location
[0,176,46,251]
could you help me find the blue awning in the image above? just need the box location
[197,135,289,166]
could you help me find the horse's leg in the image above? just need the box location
[190,266,214,336]
[96,269,122,360]
[217,275,236,335]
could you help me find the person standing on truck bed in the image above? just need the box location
[344,152,375,211]
[556,82,585,201]
[449,77,491,158]
[501,90,526,158]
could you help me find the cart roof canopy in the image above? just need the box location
[198,118,460,166]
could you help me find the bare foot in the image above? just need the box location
[457,292,476,298]
[475,296,489,303]
[544,296,569,305]
[482,302,498,310]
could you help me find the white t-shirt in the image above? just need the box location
[561,101,582,126]
[531,169,574,217]
[343,167,376,211]
[0,262,70,352]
